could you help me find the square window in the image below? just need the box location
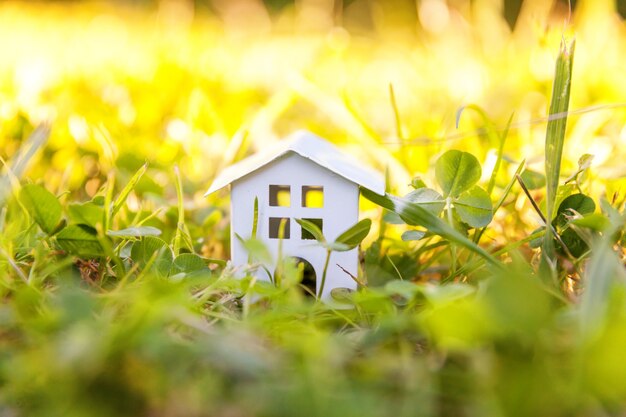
[302,186,324,208]
[269,217,290,239]
[269,185,290,207]
[301,218,323,240]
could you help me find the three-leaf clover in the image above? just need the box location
[401,150,493,241]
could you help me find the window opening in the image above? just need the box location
[301,186,324,208]
[301,218,323,240]
[269,217,290,239]
[269,185,291,207]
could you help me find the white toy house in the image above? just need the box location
[205,131,384,299]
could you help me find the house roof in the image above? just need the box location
[205,130,385,196]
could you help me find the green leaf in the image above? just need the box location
[237,236,273,265]
[555,193,595,228]
[295,218,325,243]
[454,186,493,228]
[409,176,427,189]
[68,202,104,228]
[542,38,575,271]
[401,230,425,241]
[405,188,445,216]
[551,183,579,221]
[19,184,63,235]
[559,228,589,258]
[571,213,610,231]
[361,188,499,266]
[565,153,594,184]
[170,253,210,276]
[56,225,104,257]
[577,153,594,171]
[529,226,545,248]
[385,280,420,299]
[557,193,595,215]
[519,169,546,190]
[599,197,623,229]
[130,236,173,277]
[330,287,354,303]
[435,150,481,198]
[421,283,475,306]
[326,242,351,252]
[382,211,404,225]
[107,226,162,238]
[334,219,371,251]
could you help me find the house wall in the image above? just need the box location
[229,152,359,299]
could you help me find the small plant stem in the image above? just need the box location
[0,247,28,284]
[246,197,259,267]
[275,218,287,288]
[473,159,525,246]
[242,276,256,320]
[515,174,576,260]
[318,249,331,299]
[95,223,125,279]
[336,263,365,286]
[516,174,548,224]
[385,254,404,280]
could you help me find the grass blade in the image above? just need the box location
[389,83,405,141]
[579,221,626,341]
[111,162,148,220]
[362,188,500,267]
[0,125,50,208]
[173,165,193,255]
[247,197,259,265]
[542,38,576,276]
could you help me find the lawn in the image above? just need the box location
[1,1,626,416]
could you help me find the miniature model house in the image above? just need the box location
[205,131,384,299]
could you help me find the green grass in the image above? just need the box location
[1,1,626,416]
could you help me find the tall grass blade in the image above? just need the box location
[173,165,193,255]
[389,83,405,141]
[542,38,576,278]
[579,223,626,341]
[0,125,50,208]
[362,188,500,267]
[111,162,148,220]
[247,197,259,265]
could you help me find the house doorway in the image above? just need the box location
[292,257,316,297]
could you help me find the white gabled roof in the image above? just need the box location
[205,130,385,196]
